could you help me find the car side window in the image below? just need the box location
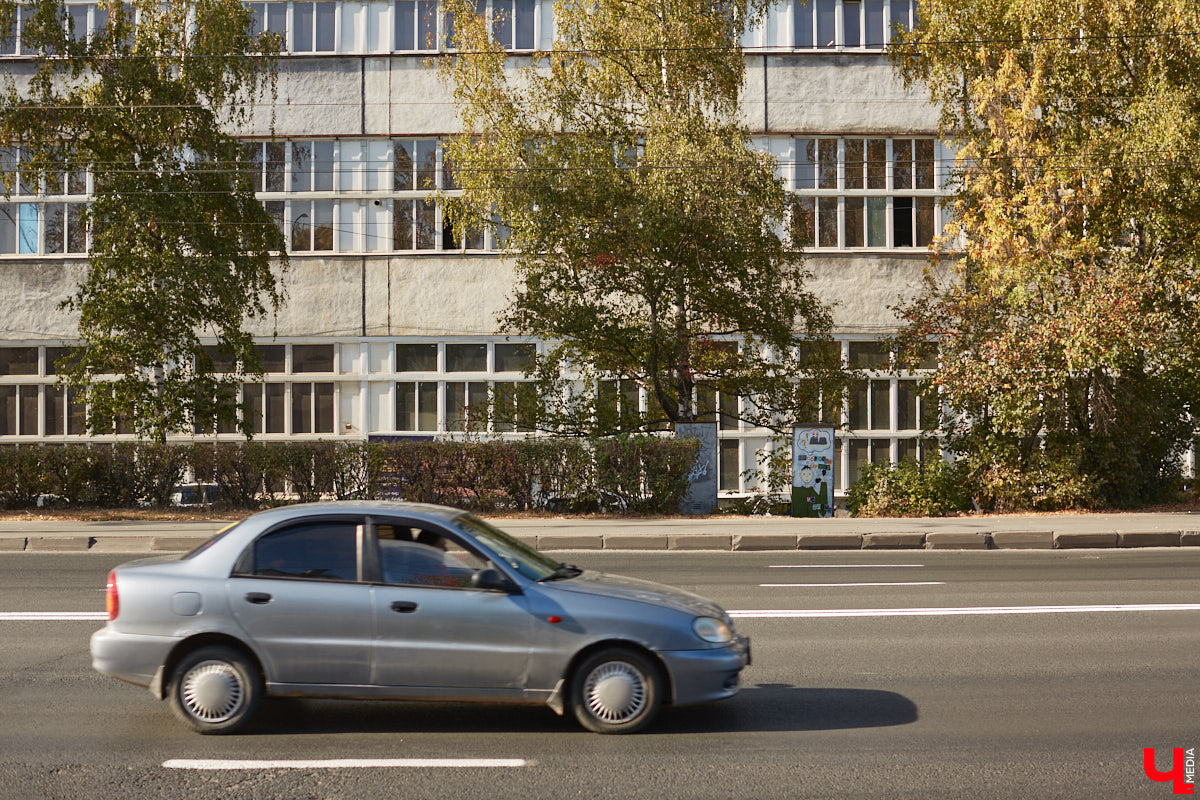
[243,521,360,582]
[375,524,487,589]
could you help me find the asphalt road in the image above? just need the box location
[1,549,1197,799]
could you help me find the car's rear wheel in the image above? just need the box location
[167,645,261,734]
[570,647,662,734]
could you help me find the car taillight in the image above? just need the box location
[106,571,119,621]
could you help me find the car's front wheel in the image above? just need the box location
[167,645,262,734]
[569,647,662,734]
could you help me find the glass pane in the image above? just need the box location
[291,142,312,192]
[46,385,63,435]
[493,0,511,47]
[244,383,264,434]
[795,137,815,189]
[870,379,890,430]
[0,205,15,253]
[445,382,465,431]
[66,204,86,253]
[514,0,534,49]
[848,438,868,485]
[314,382,334,432]
[397,343,437,371]
[844,139,863,189]
[258,344,286,373]
[315,2,335,51]
[446,343,486,371]
[815,0,836,47]
[915,139,935,188]
[893,139,912,189]
[848,380,867,429]
[916,196,934,245]
[395,0,415,49]
[871,438,891,466]
[893,196,913,246]
[67,386,85,434]
[393,140,414,190]
[791,197,814,248]
[415,139,437,189]
[0,347,37,375]
[867,139,887,189]
[849,341,889,369]
[494,343,534,372]
[415,200,436,249]
[817,197,837,247]
[294,1,314,51]
[719,439,740,491]
[794,0,812,47]
[897,437,917,462]
[252,523,358,581]
[202,344,237,374]
[844,0,860,47]
[845,197,864,247]
[394,199,414,249]
[266,2,287,36]
[68,5,88,41]
[417,0,437,49]
[0,386,14,435]
[19,385,37,435]
[314,140,334,191]
[45,203,64,254]
[417,381,437,430]
[293,382,313,433]
[898,379,918,429]
[313,199,334,250]
[291,201,312,251]
[865,0,884,46]
[265,142,286,191]
[817,138,837,189]
[293,344,334,372]
[867,197,886,247]
[18,203,37,254]
[396,381,415,429]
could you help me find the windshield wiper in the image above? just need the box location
[539,562,583,582]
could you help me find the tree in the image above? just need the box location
[0,0,286,440]
[438,0,843,437]
[891,0,1200,507]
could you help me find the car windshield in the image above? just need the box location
[451,514,561,581]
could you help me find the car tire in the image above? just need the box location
[569,647,662,734]
[167,645,262,735]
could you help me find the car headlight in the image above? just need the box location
[692,616,734,644]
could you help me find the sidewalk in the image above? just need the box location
[2,511,1199,553]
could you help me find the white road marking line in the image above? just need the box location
[162,758,527,770]
[760,581,945,588]
[730,603,1200,618]
[0,612,106,620]
[768,564,926,569]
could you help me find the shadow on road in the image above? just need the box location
[245,683,917,736]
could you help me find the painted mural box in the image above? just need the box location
[677,422,718,515]
[792,425,834,518]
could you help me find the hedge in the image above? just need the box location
[0,436,699,515]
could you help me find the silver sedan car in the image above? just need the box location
[91,501,750,734]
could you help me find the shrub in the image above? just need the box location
[848,458,974,517]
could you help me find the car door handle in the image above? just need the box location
[390,600,419,614]
[244,592,272,605]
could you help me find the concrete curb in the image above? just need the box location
[5,529,1200,553]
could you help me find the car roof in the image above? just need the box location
[241,500,469,528]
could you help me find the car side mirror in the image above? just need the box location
[472,567,519,593]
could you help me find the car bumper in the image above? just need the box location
[661,635,751,707]
[90,627,178,694]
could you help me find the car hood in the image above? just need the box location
[546,570,725,618]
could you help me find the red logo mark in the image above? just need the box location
[1144,748,1196,795]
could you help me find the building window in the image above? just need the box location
[791,136,942,250]
[791,0,914,50]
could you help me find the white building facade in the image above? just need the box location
[0,0,945,498]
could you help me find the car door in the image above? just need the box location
[228,517,372,686]
[367,517,535,689]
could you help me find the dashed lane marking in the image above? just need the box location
[0,612,106,620]
[162,758,527,770]
[768,564,926,568]
[730,603,1200,618]
[760,581,945,588]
